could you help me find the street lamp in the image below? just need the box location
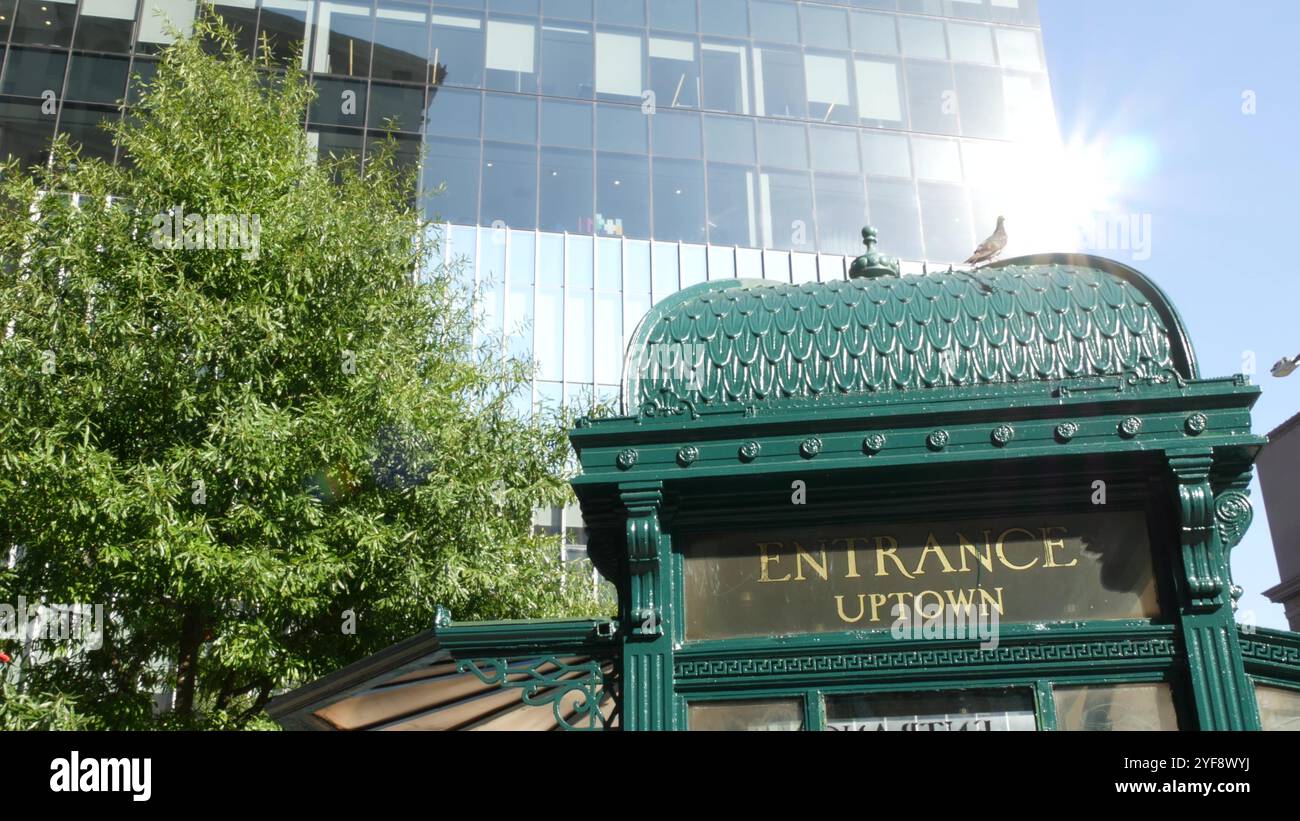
[1273,353,1300,378]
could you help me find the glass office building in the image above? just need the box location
[0,0,1060,575]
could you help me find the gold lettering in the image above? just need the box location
[792,540,829,581]
[835,594,867,624]
[868,593,889,622]
[833,537,866,579]
[943,587,977,611]
[913,533,959,576]
[995,528,1039,571]
[758,542,791,582]
[1041,526,1077,568]
[957,531,994,573]
[977,586,1005,616]
[874,535,915,579]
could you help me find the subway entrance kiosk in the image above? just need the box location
[269,230,1300,731]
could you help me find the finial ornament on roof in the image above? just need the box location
[848,225,900,279]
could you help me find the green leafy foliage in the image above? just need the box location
[0,13,602,729]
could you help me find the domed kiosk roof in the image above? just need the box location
[624,251,1198,416]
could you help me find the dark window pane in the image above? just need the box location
[367,82,425,131]
[801,4,847,50]
[596,151,648,238]
[540,22,594,97]
[311,125,364,172]
[704,114,754,165]
[850,11,897,54]
[540,146,593,233]
[651,109,700,158]
[761,169,814,251]
[596,103,646,153]
[700,41,748,114]
[700,0,746,38]
[755,46,805,118]
[425,86,481,137]
[541,98,592,147]
[65,53,130,105]
[258,0,313,67]
[311,2,372,77]
[373,1,431,83]
[648,35,699,109]
[310,77,367,127]
[653,157,705,243]
[485,18,538,92]
[814,173,866,256]
[0,99,55,169]
[76,0,142,52]
[126,58,157,106]
[1,47,67,97]
[423,135,479,223]
[706,163,757,248]
[205,1,258,55]
[365,130,422,182]
[867,177,923,259]
[431,12,486,87]
[483,92,537,142]
[749,0,797,45]
[544,0,591,20]
[905,59,958,135]
[595,0,642,26]
[826,689,1036,732]
[57,104,117,162]
[12,0,76,46]
[482,141,537,229]
[649,0,694,32]
[758,120,807,169]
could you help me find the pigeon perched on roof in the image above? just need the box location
[964,216,1007,266]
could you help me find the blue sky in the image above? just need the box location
[1039,0,1300,629]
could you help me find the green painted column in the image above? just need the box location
[1166,449,1258,730]
[619,481,676,730]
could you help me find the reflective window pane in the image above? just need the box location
[13,0,77,47]
[749,0,798,45]
[541,22,594,97]
[704,114,755,165]
[1,47,66,97]
[699,0,747,38]
[65,53,130,105]
[755,46,805,119]
[850,11,897,54]
[653,157,706,243]
[912,136,962,182]
[425,86,481,138]
[760,170,814,251]
[758,120,808,170]
[485,18,538,92]
[77,0,140,52]
[624,239,650,293]
[484,92,538,142]
[537,232,562,288]
[955,64,1006,139]
[373,1,431,82]
[57,104,117,162]
[680,243,706,287]
[595,0,642,26]
[689,699,804,731]
[534,288,562,379]
[596,103,647,153]
[311,77,367,127]
[949,22,995,64]
[541,98,593,147]
[700,42,749,114]
[651,241,678,296]
[540,146,593,234]
[996,27,1042,70]
[918,181,973,262]
[801,4,848,50]
[1256,684,1300,731]
[1054,683,1179,731]
[368,82,426,132]
[867,177,923,260]
[649,0,694,32]
[855,58,905,125]
[481,141,537,229]
[826,689,1036,732]
[595,30,644,100]
[706,163,757,248]
[810,125,860,174]
[594,291,622,383]
[258,0,313,68]
[596,236,621,290]
[652,109,701,158]
[862,131,911,177]
[596,152,649,238]
[905,59,957,134]
[707,245,735,280]
[312,2,372,77]
[511,230,536,285]
[431,12,486,87]
[0,99,55,169]
[568,234,594,287]
[899,16,947,60]
[804,53,854,124]
[566,288,594,383]
[814,173,867,257]
[545,0,591,21]
[648,36,699,109]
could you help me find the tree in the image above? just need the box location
[0,13,600,730]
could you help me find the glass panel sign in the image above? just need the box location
[682,511,1157,640]
[688,698,805,731]
[1054,682,1179,730]
[1254,684,1300,731]
[826,688,1036,731]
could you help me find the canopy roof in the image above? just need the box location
[623,253,1198,416]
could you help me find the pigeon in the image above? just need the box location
[964,216,1007,266]
[1272,354,1300,378]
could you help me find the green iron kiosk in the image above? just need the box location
[268,231,1300,731]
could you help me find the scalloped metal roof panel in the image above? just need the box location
[622,254,1198,415]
